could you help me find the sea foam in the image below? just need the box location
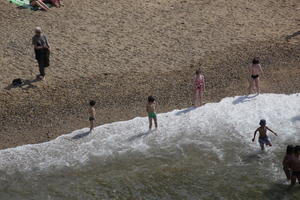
[0,93,299,174]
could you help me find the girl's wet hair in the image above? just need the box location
[196,68,202,74]
[259,119,266,126]
[148,96,155,102]
[286,145,294,155]
[252,57,260,64]
[90,100,96,106]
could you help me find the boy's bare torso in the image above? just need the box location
[257,126,267,138]
[249,64,262,75]
[146,103,155,113]
[89,107,95,117]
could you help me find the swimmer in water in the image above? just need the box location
[252,119,278,151]
[248,57,263,94]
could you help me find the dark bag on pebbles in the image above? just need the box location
[12,78,23,87]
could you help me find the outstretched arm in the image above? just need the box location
[266,126,277,136]
[248,65,252,78]
[252,129,258,142]
[193,78,196,90]
[259,64,264,77]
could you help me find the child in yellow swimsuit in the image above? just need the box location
[146,96,158,130]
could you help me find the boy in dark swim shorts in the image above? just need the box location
[252,119,278,150]
[146,96,158,130]
[248,57,264,94]
[88,100,96,132]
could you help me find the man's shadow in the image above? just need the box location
[286,30,300,41]
[71,131,90,140]
[175,107,197,116]
[5,78,39,91]
[232,94,258,105]
[291,115,300,122]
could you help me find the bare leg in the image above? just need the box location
[148,117,152,130]
[194,90,200,107]
[199,91,204,106]
[248,79,254,94]
[36,0,50,11]
[90,120,94,132]
[255,78,260,94]
[154,117,158,129]
[297,175,300,184]
[283,167,291,180]
[260,143,265,151]
[291,176,296,186]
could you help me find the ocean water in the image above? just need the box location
[0,93,299,200]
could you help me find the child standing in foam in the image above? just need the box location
[146,96,158,130]
[194,69,205,107]
[252,119,278,151]
[88,100,96,132]
[248,57,263,94]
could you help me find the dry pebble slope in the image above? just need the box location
[0,0,299,149]
[1,0,299,87]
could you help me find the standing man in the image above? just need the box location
[32,27,50,81]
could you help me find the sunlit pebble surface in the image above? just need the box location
[0,93,299,174]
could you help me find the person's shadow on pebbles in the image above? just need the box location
[232,94,258,105]
[71,131,91,140]
[175,107,197,116]
[5,78,39,91]
[285,30,300,41]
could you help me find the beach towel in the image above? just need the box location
[9,0,29,6]
[8,0,52,10]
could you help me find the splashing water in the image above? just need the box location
[0,93,299,199]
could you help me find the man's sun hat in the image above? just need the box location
[35,26,42,33]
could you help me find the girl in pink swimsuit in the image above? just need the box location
[194,69,205,107]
